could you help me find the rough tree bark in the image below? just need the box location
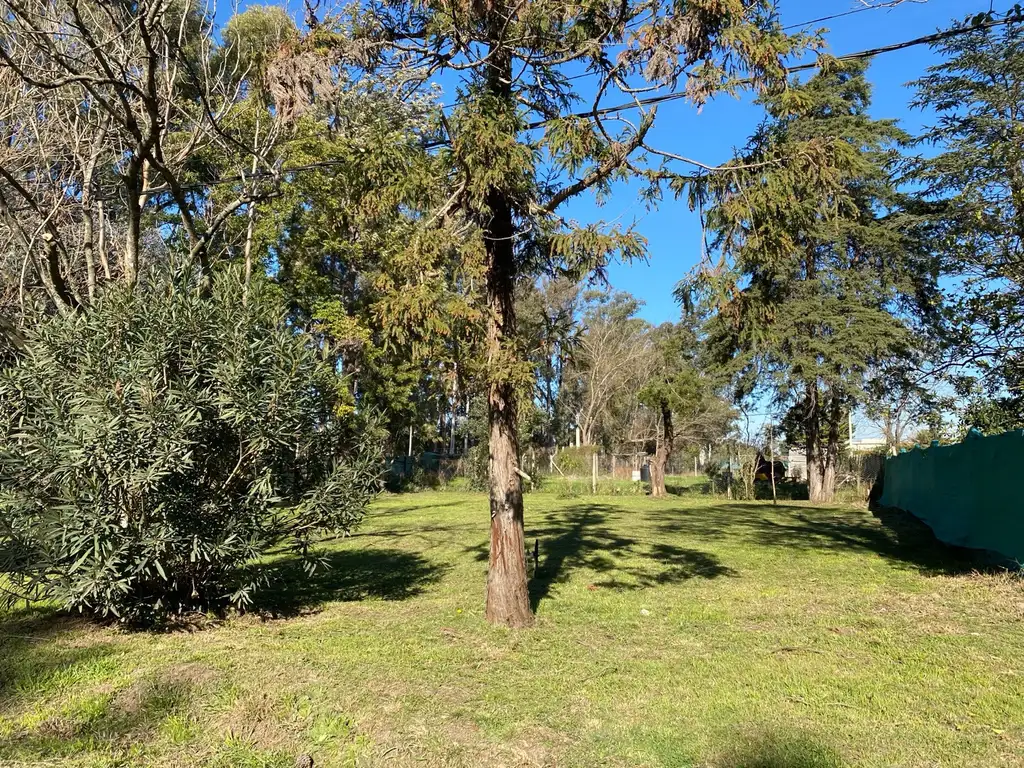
[802,242,838,504]
[649,401,673,498]
[806,384,822,502]
[484,257,532,626]
[482,31,532,628]
[806,384,840,503]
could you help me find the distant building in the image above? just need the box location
[849,436,887,453]
[783,448,806,480]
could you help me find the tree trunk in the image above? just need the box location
[124,158,144,287]
[83,210,97,303]
[481,24,531,626]
[242,201,256,306]
[822,396,842,502]
[96,200,111,281]
[806,383,825,503]
[580,422,593,447]
[801,247,837,503]
[483,206,532,627]
[650,401,673,498]
[809,455,837,503]
[806,386,840,503]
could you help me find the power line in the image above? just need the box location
[99,11,1024,197]
[528,13,1022,129]
[780,1,919,31]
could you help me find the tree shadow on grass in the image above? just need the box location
[712,730,844,768]
[652,502,995,576]
[0,609,122,716]
[527,504,735,611]
[252,547,448,617]
[368,500,468,518]
[351,521,482,556]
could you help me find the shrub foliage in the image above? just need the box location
[0,270,381,622]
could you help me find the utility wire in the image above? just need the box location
[75,11,1024,198]
[780,1,927,31]
[528,13,1022,129]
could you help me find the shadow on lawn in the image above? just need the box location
[253,547,448,617]
[0,609,119,712]
[527,504,736,611]
[653,502,991,576]
[367,500,468,518]
[520,495,992,612]
[713,730,844,768]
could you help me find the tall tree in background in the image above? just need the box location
[912,12,1024,432]
[691,61,935,502]
[255,56,478,457]
[639,320,733,497]
[0,0,285,321]
[569,291,652,447]
[356,0,804,626]
[518,277,584,448]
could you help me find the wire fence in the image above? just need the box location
[388,446,884,503]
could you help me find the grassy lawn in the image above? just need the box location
[2,483,1023,767]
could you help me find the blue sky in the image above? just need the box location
[567,0,997,325]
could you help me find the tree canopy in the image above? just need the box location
[912,15,1024,431]
[3,0,1024,628]
[689,61,935,501]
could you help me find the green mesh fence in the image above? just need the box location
[880,429,1024,564]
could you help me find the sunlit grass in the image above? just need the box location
[2,487,1022,767]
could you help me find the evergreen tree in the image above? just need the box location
[639,320,733,497]
[911,11,1024,427]
[261,85,481,456]
[220,5,484,457]
[353,0,805,625]
[691,61,934,502]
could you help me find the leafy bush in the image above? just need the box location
[0,269,381,623]
[462,443,490,491]
[552,446,597,476]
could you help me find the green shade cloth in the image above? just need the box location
[880,429,1024,563]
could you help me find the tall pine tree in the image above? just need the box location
[911,12,1024,430]
[352,0,805,625]
[691,61,934,502]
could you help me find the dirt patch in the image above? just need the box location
[162,661,221,688]
[214,688,299,753]
[64,660,218,745]
[35,715,79,740]
[871,573,1024,631]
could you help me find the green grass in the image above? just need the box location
[2,489,1023,767]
